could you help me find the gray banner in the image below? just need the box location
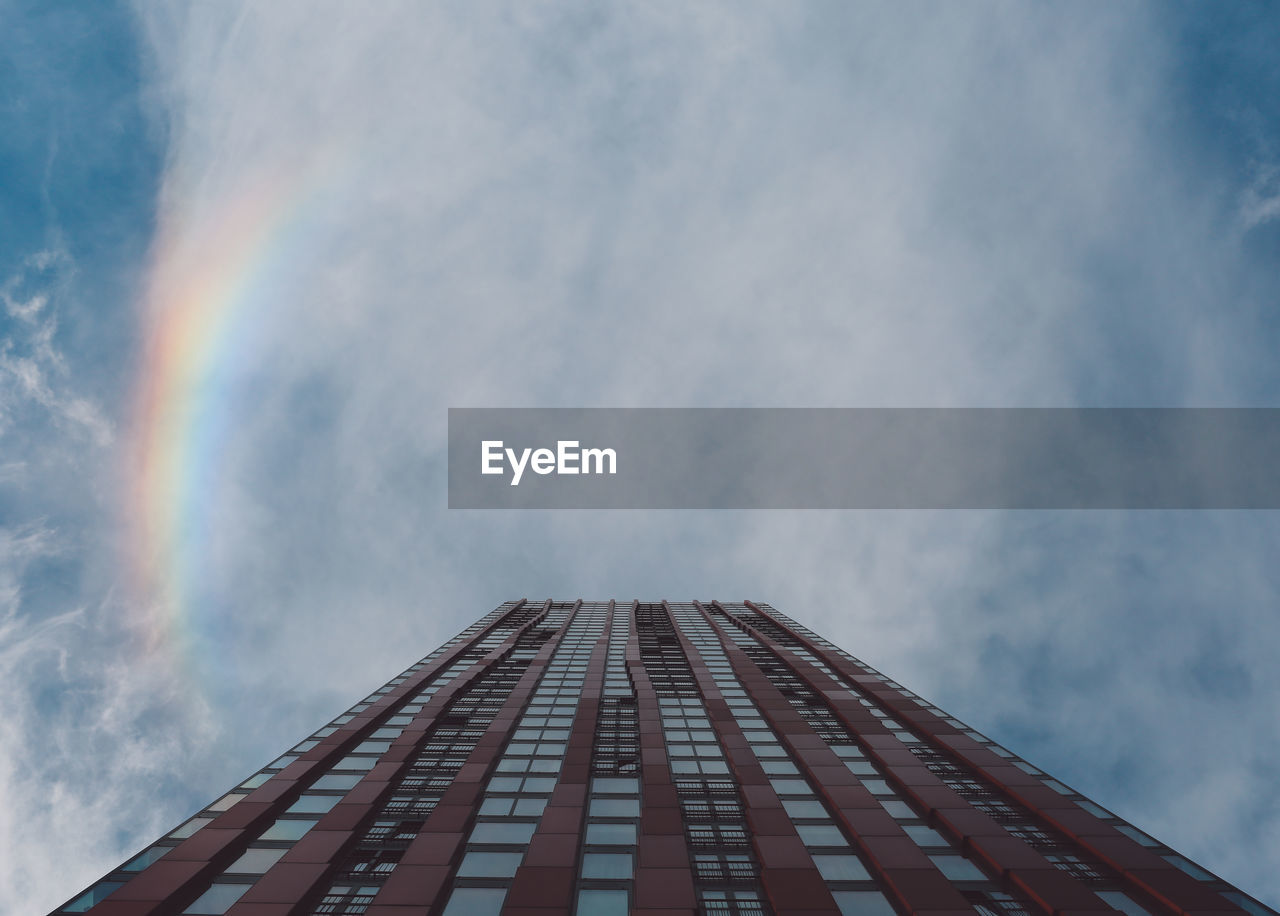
[447,408,1280,509]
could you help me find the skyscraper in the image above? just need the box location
[54,600,1273,916]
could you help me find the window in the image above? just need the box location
[442,887,507,916]
[63,881,125,912]
[260,818,317,841]
[593,777,639,795]
[797,825,847,847]
[577,889,628,916]
[227,847,287,874]
[514,797,548,816]
[589,797,640,818]
[585,822,637,846]
[183,883,251,914]
[768,779,811,796]
[928,855,986,881]
[239,773,271,789]
[1116,825,1158,847]
[170,817,213,839]
[782,800,828,819]
[903,825,946,847]
[207,793,247,812]
[813,854,871,882]
[1163,855,1214,881]
[844,761,879,776]
[1096,890,1151,916]
[879,800,914,819]
[286,794,342,815]
[313,773,363,791]
[832,890,897,916]
[479,797,514,816]
[470,822,537,844]
[582,852,633,879]
[457,851,523,877]
[120,847,168,872]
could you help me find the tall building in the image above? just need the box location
[55,600,1272,916]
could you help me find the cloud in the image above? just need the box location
[9,1,1280,911]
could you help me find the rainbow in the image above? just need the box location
[127,159,342,659]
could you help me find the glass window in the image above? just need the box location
[120,847,168,872]
[1162,856,1214,881]
[513,797,548,817]
[312,773,362,791]
[903,825,946,847]
[353,740,391,754]
[1096,890,1151,916]
[592,778,640,795]
[457,851,523,877]
[183,882,251,914]
[1223,892,1276,916]
[64,881,125,912]
[442,886,507,916]
[844,761,879,776]
[879,800,914,819]
[170,817,213,839]
[860,779,892,795]
[769,779,811,796]
[1077,800,1112,819]
[286,793,340,813]
[333,755,377,771]
[480,797,514,816]
[797,825,847,847]
[782,800,829,820]
[577,889,629,916]
[928,855,985,881]
[286,795,342,815]
[227,847,288,874]
[268,755,298,770]
[471,822,538,844]
[259,818,317,841]
[582,852,633,879]
[813,854,871,882]
[207,793,247,812]
[586,822,637,846]
[1116,825,1159,847]
[239,773,271,789]
[589,798,640,818]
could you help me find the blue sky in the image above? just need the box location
[3,3,1280,912]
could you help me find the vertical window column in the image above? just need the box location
[627,601,700,913]
[635,602,771,915]
[299,602,575,915]
[423,602,606,916]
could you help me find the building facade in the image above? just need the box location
[55,600,1273,916]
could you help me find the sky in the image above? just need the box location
[3,2,1280,912]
